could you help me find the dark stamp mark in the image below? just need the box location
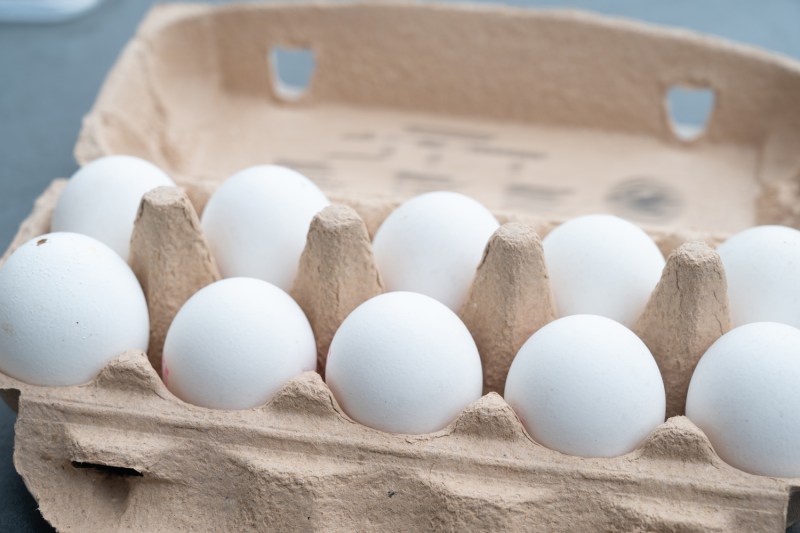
[329,146,394,162]
[406,124,493,142]
[36,238,47,246]
[469,145,545,160]
[504,183,572,211]
[395,170,454,194]
[272,159,331,171]
[416,138,444,149]
[395,170,452,184]
[606,176,683,222]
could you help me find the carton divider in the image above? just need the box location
[129,186,221,376]
[634,241,731,417]
[291,204,383,375]
[460,222,556,395]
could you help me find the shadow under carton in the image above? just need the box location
[3,2,800,531]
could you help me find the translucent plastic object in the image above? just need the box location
[0,0,103,23]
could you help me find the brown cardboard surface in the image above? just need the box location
[130,186,221,375]
[4,174,799,532]
[74,2,800,235]
[2,350,798,532]
[2,2,800,531]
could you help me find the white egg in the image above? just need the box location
[543,214,665,327]
[504,314,665,457]
[686,322,800,477]
[0,232,149,386]
[51,155,175,260]
[200,165,330,291]
[372,192,499,312]
[162,277,316,410]
[716,225,800,328]
[325,291,483,434]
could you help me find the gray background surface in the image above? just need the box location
[1,1,799,531]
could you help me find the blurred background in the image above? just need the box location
[1,1,799,531]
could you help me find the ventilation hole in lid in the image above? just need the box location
[71,461,143,477]
[666,85,715,142]
[269,46,316,101]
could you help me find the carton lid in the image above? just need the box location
[75,2,800,235]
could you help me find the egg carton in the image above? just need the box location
[3,2,800,531]
[0,177,797,532]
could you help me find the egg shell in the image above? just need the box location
[200,165,330,291]
[716,225,800,328]
[372,191,499,312]
[686,322,800,477]
[0,232,150,386]
[543,214,665,327]
[162,277,317,410]
[51,155,175,260]
[504,314,666,458]
[325,291,483,434]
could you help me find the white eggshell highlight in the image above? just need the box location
[0,232,150,386]
[200,165,330,291]
[51,155,175,260]
[504,314,666,458]
[162,277,317,410]
[325,291,483,434]
[543,214,665,327]
[716,225,800,328]
[372,191,499,312]
[686,322,800,477]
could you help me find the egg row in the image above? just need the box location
[1,236,798,481]
[46,155,800,329]
[1,156,799,479]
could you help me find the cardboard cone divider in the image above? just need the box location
[290,204,383,374]
[129,186,221,375]
[460,222,557,395]
[633,242,731,418]
[1,179,799,531]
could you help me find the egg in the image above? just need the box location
[0,232,149,386]
[200,165,330,291]
[543,214,665,327]
[716,225,800,328]
[51,155,175,260]
[325,291,483,434]
[162,277,316,410]
[372,191,499,311]
[504,314,665,457]
[686,322,800,477]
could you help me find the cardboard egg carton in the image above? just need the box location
[3,2,800,530]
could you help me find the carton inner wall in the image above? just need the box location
[76,3,800,233]
[118,104,764,232]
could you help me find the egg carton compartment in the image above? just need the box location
[1,176,799,532]
[2,351,799,532]
[2,2,800,530]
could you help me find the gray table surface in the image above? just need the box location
[1,1,800,531]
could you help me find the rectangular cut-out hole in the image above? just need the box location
[666,85,715,142]
[71,461,143,477]
[1,389,20,412]
[269,46,316,101]
[787,488,800,530]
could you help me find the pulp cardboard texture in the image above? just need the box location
[2,2,800,531]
